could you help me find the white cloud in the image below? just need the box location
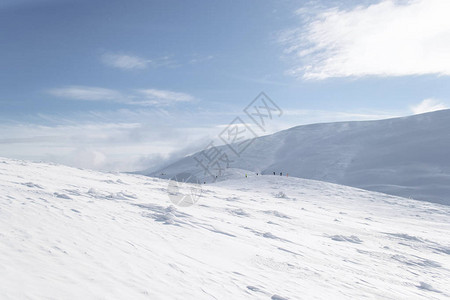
[100,53,179,70]
[48,86,123,101]
[283,109,398,121]
[189,55,214,64]
[0,106,411,172]
[136,89,195,105]
[47,86,195,106]
[101,53,150,70]
[410,98,448,114]
[0,118,241,172]
[281,0,450,79]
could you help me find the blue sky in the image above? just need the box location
[1,0,449,171]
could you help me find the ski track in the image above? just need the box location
[0,158,449,299]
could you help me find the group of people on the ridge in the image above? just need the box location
[245,171,288,178]
[272,171,288,177]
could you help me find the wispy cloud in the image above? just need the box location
[136,89,195,105]
[100,52,214,70]
[100,52,179,70]
[410,98,448,114]
[47,86,196,106]
[101,53,151,70]
[189,55,214,64]
[281,109,399,125]
[48,86,123,101]
[280,0,450,79]
[0,106,412,172]
[0,116,217,172]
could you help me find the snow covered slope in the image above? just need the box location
[1,158,449,299]
[150,109,450,205]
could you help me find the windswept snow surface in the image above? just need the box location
[1,158,449,299]
[150,109,450,205]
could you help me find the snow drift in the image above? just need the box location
[1,158,449,299]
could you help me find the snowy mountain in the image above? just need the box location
[1,158,449,299]
[150,109,450,205]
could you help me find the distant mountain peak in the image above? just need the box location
[148,110,450,205]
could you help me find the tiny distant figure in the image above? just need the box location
[256,173,258,176]
[204,181,206,184]
[273,171,275,175]
[245,174,247,178]
[280,172,282,176]
[286,173,289,177]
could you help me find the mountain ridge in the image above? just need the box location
[149,109,450,205]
